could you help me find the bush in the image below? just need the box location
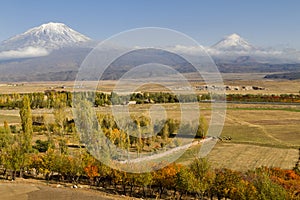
[33,140,50,152]
[9,125,17,133]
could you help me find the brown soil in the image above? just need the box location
[0,179,135,200]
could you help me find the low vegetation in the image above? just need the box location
[265,72,300,80]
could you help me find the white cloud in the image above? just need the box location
[167,45,206,55]
[0,46,49,60]
[205,46,300,63]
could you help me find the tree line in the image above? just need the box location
[227,94,300,103]
[0,91,299,110]
[1,145,300,199]
[0,91,204,109]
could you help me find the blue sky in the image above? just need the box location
[1,0,300,48]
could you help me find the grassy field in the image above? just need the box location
[222,108,300,147]
[207,143,299,171]
[176,142,299,171]
[0,109,20,124]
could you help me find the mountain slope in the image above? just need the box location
[0,22,91,59]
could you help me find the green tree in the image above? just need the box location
[253,171,287,200]
[177,166,198,198]
[212,168,241,200]
[61,153,84,184]
[3,141,25,180]
[0,121,13,177]
[0,121,12,148]
[42,148,61,180]
[1,133,30,180]
[19,95,33,152]
[189,158,215,199]
[196,116,208,138]
[16,96,34,178]
[53,104,68,154]
[229,179,258,200]
[162,123,169,140]
[136,172,153,197]
[33,139,50,153]
[74,99,112,162]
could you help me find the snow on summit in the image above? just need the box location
[0,22,91,59]
[211,33,255,52]
[1,22,91,51]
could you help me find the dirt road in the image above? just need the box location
[0,181,131,200]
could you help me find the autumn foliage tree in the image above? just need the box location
[212,168,242,200]
[152,163,182,198]
[84,164,99,185]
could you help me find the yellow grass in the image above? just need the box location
[207,143,299,171]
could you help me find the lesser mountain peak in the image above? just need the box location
[226,33,242,39]
[211,33,255,51]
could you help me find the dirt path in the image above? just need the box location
[0,182,39,200]
[27,185,116,200]
[120,138,212,164]
[0,180,134,200]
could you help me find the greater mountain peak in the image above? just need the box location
[211,33,255,51]
[25,22,88,38]
[1,22,91,52]
[26,22,69,34]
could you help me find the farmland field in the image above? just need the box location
[0,78,299,172]
[1,100,299,171]
[0,73,300,94]
[207,143,299,171]
[173,102,300,170]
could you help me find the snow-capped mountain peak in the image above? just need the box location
[0,22,91,59]
[211,33,255,51]
[1,22,91,51]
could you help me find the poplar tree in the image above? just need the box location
[19,95,33,152]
